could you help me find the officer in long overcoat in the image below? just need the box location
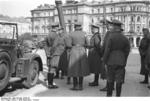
[139,28,150,84]
[67,23,90,91]
[44,23,59,89]
[103,20,130,97]
[144,33,150,89]
[88,24,102,86]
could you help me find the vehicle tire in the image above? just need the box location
[23,60,39,88]
[0,52,11,92]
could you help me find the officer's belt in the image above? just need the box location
[73,44,83,47]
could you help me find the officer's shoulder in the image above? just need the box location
[81,30,86,34]
[121,32,128,38]
[106,31,111,34]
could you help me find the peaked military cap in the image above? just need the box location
[51,23,59,28]
[91,24,99,29]
[109,19,123,26]
[74,22,82,27]
[74,22,82,30]
[100,19,111,25]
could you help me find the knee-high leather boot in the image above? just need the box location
[89,74,99,86]
[70,77,78,90]
[54,70,59,79]
[107,82,114,97]
[67,77,71,84]
[47,73,58,89]
[100,81,108,91]
[116,83,122,97]
[79,77,83,90]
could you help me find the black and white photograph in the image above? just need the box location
[0,0,150,99]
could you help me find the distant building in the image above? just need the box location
[0,19,31,36]
[31,0,150,47]
[31,4,55,37]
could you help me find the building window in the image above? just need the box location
[137,7,139,11]
[98,9,100,13]
[68,9,72,14]
[92,9,94,14]
[42,25,46,33]
[110,17,113,21]
[130,6,132,11]
[34,12,40,17]
[137,26,140,32]
[133,6,136,11]
[92,18,94,23]
[129,25,134,33]
[72,9,76,14]
[124,16,126,22]
[131,16,134,22]
[74,19,77,22]
[44,12,46,16]
[137,16,141,22]
[111,8,113,12]
[35,25,40,33]
[120,7,124,12]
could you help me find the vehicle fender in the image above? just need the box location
[23,53,43,71]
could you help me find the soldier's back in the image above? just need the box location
[107,31,130,66]
[70,30,86,46]
[47,31,58,46]
[110,31,128,50]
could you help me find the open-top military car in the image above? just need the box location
[0,22,43,92]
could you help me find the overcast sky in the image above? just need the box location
[0,0,105,17]
[1,0,146,17]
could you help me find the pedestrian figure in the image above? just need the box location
[100,20,112,92]
[100,31,111,91]
[145,36,150,89]
[103,20,130,97]
[63,35,72,84]
[44,23,59,89]
[139,28,150,84]
[88,24,102,87]
[52,27,66,80]
[67,23,90,91]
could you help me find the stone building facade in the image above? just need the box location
[31,0,150,47]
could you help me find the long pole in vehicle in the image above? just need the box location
[102,0,106,40]
[55,0,66,34]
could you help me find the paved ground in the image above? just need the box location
[1,49,150,97]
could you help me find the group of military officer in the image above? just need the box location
[44,19,131,97]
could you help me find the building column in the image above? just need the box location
[133,36,137,48]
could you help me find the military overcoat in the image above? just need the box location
[67,30,90,77]
[139,37,150,75]
[88,32,102,74]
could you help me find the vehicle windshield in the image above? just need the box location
[0,24,16,39]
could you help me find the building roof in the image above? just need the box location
[31,0,150,12]
[31,4,55,12]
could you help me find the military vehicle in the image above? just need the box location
[0,22,43,92]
